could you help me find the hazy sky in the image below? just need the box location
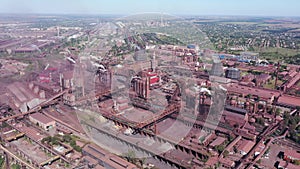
[0,0,299,16]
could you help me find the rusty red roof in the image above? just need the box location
[226,83,280,99]
[285,150,300,160]
[237,140,255,154]
[209,137,226,147]
[286,73,300,88]
[30,113,55,124]
[278,95,300,107]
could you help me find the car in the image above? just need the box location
[147,163,155,167]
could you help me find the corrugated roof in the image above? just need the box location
[285,150,300,160]
[30,113,55,124]
[278,95,300,107]
[209,137,226,147]
[238,140,255,154]
[226,83,280,99]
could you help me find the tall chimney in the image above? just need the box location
[59,73,63,91]
[57,26,60,37]
[152,52,156,71]
[150,60,153,72]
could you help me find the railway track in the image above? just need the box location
[82,121,189,169]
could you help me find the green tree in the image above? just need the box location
[223,150,229,158]
[228,135,234,142]
[246,94,252,99]
[214,145,225,154]
[275,108,282,116]
[70,140,76,147]
[63,134,72,143]
[123,150,136,163]
[51,136,60,145]
[215,162,221,169]
[11,164,21,169]
[293,160,300,165]
[256,117,265,126]
[0,156,4,168]
[73,145,82,152]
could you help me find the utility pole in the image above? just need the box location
[274,61,280,90]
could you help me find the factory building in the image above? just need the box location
[210,59,224,77]
[147,72,160,88]
[60,71,75,90]
[7,82,46,113]
[225,68,241,80]
[130,68,162,100]
[82,144,137,169]
[29,113,56,131]
[240,52,259,62]
[96,64,112,89]
[131,76,150,99]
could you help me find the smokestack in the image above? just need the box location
[81,64,85,96]
[274,62,280,90]
[160,13,164,27]
[152,52,156,71]
[49,73,52,83]
[87,31,90,42]
[60,73,63,91]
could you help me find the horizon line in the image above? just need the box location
[0,12,299,18]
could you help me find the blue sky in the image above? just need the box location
[0,0,299,16]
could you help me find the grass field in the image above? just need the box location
[220,21,258,25]
[264,79,283,89]
[256,47,299,61]
[137,22,213,49]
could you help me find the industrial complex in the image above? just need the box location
[0,13,299,169]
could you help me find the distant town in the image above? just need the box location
[0,14,300,169]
